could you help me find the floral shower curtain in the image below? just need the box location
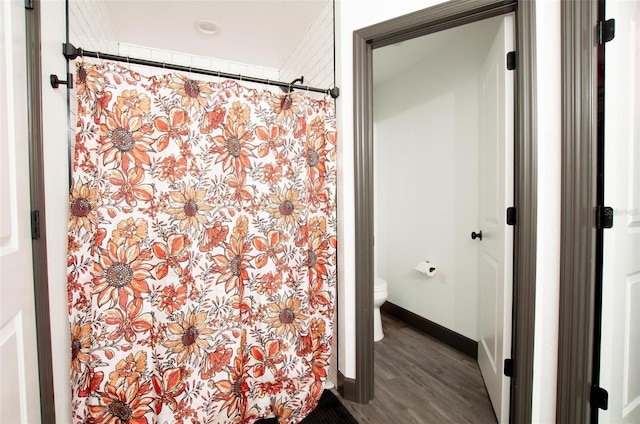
[67,61,337,423]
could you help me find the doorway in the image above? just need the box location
[351,0,539,422]
[372,12,513,423]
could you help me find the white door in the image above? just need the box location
[600,1,640,422]
[477,13,514,424]
[0,1,42,422]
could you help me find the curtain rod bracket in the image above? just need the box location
[50,73,73,89]
[281,76,304,93]
[62,42,82,60]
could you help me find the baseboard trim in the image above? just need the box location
[381,302,478,359]
[337,371,359,403]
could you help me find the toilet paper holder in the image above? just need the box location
[414,260,437,276]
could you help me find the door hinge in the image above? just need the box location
[506,51,516,70]
[504,358,514,377]
[591,385,609,410]
[595,206,614,229]
[31,210,40,240]
[25,0,33,9]
[506,207,516,226]
[597,19,615,44]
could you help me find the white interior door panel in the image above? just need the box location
[477,13,515,424]
[600,1,640,422]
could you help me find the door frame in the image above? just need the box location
[350,0,539,421]
[557,1,600,422]
[25,0,56,419]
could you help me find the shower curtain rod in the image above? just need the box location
[61,43,340,98]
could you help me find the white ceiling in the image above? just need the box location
[103,0,328,69]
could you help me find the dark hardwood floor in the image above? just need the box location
[337,313,497,424]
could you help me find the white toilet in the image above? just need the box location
[373,278,388,342]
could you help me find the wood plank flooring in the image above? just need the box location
[337,313,497,424]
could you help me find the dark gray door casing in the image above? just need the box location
[351,1,538,422]
[557,1,599,422]
[26,0,56,420]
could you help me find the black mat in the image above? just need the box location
[256,390,359,423]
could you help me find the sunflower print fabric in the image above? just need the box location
[67,61,337,423]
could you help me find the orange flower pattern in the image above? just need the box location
[68,61,337,424]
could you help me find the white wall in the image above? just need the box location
[42,2,76,422]
[531,1,561,422]
[116,43,280,81]
[336,0,561,420]
[280,0,334,89]
[372,31,492,340]
[68,0,119,54]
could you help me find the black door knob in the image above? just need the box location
[471,231,483,241]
